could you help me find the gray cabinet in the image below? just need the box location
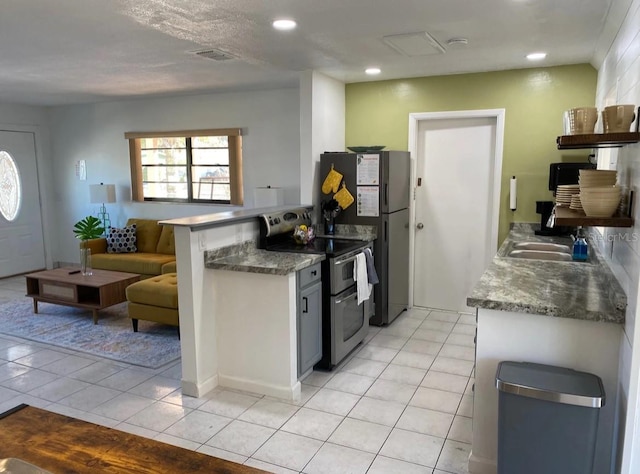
[297,263,322,377]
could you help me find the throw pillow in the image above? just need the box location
[107,224,137,254]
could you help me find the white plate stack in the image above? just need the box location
[555,184,580,207]
[579,169,620,217]
[570,194,584,213]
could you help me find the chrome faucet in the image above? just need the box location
[546,205,556,228]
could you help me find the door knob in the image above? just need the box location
[417,223,424,229]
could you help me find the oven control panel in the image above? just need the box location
[259,207,313,237]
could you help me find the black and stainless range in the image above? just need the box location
[259,208,373,370]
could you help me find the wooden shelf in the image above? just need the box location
[554,206,634,227]
[556,132,640,149]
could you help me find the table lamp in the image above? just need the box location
[89,183,116,232]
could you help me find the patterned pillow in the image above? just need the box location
[107,224,137,254]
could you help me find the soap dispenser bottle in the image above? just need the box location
[572,226,588,261]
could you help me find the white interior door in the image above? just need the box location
[0,130,45,277]
[412,114,501,312]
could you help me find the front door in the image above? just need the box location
[412,114,502,312]
[0,130,45,277]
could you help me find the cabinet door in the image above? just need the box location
[298,281,322,377]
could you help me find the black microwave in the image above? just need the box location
[549,162,596,193]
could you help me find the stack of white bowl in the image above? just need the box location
[579,169,620,217]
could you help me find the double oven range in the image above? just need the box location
[259,208,372,370]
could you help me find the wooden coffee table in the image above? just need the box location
[25,268,140,324]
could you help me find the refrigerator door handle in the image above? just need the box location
[384,220,388,242]
[384,184,388,207]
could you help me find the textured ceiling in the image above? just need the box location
[0,0,615,106]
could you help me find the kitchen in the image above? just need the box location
[164,63,635,473]
[16,63,633,474]
[167,149,410,399]
[1,1,640,473]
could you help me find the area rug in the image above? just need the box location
[0,299,181,369]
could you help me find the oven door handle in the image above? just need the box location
[334,254,360,266]
[336,291,358,305]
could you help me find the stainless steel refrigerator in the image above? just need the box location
[320,150,410,326]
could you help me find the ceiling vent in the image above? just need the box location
[382,32,445,56]
[192,48,235,61]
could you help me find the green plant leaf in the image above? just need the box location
[73,216,105,241]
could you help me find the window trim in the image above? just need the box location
[125,128,243,205]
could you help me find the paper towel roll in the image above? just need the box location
[510,176,517,211]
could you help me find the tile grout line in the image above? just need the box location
[0,298,475,473]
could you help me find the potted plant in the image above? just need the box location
[73,216,105,275]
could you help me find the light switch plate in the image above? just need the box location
[76,160,86,180]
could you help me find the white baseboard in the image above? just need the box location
[182,374,218,398]
[218,374,301,402]
[469,451,497,474]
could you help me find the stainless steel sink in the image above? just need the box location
[512,242,571,253]
[507,249,574,261]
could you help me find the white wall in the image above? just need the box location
[47,87,301,264]
[299,71,345,211]
[593,0,640,471]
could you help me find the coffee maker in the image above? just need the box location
[535,162,596,236]
[535,200,568,235]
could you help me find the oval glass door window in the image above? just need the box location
[0,151,22,221]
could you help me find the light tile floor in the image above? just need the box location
[0,275,474,474]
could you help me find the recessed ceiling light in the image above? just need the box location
[272,19,297,31]
[526,52,547,61]
[446,37,468,46]
[365,68,381,75]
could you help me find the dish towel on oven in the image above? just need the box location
[364,248,379,285]
[354,252,372,305]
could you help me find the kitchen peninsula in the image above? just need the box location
[206,241,324,401]
[467,224,626,474]
[161,206,315,401]
[161,206,375,402]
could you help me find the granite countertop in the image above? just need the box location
[315,224,377,241]
[467,224,626,323]
[202,223,373,275]
[204,240,325,276]
[159,205,313,231]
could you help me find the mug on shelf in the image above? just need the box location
[602,104,636,133]
[568,107,598,135]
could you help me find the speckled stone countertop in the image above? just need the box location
[159,205,312,231]
[467,224,626,324]
[205,239,325,276]
[316,225,377,241]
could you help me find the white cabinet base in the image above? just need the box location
[212,269,300,402]
[472,308,622,474]
[468,453,497,474]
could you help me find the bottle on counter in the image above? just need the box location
[572,226,588,261]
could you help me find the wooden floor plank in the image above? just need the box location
[0,405,268,474]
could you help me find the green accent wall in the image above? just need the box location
[345,64,597,245]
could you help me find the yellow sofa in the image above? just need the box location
[84,218,176,279]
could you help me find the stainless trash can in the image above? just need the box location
[496,361,605,474]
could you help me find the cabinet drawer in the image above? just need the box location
[40,281,77,302]
[298,263,321,288]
